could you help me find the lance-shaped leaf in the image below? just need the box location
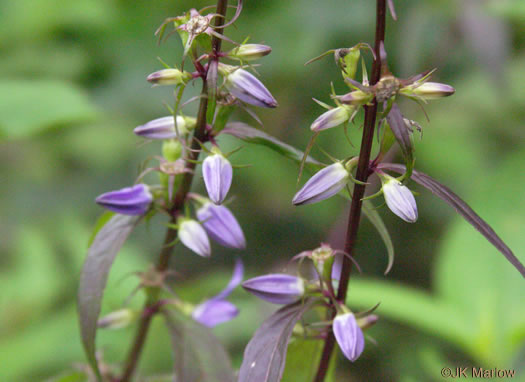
[222,122,322,172]
[238,298,316,382]
[386,104,414,176]
[78,214,139,379]
[379,163,525,278]
[362,200,395,274]
[163,309,235,382]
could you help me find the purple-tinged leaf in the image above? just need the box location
[386,104,413,169]
[379,163,525,278]
[163,309,235,382]
[238,298,317,382]
[222,122,322,172]
[78,214,139,379]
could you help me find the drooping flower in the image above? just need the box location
[310,105,354,132]
[202,151,232,204]
[134,115,196,140]
[380,174,418,223]
[242,274,304,304]
[178,218,211,257]
[197,202,246,249]
[95,184,153,216]
[220,65,278,108]
[147,68,192,86]
[333,312,365,362]
[293,162,350,205]
[192,259,244,327]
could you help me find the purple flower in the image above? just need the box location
[95,184,152,216]
[197,203,246,249]
[192,259,244,327]
[202,152,232,204]
[293,163,350,205]
[221,65,277,108]
[381,176,418,223]
[178,219,211,257]
[311,106,353,132]
[333,313,365,362]
[134,116,195,140]
[242,274,304,304]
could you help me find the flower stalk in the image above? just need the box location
[313,0,387,380]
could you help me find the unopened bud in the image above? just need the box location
[147,69,192,86]
[202,150,232,205]
[333,313,365,362]
[337,90,373,105]
[134,116,196,140]
[380,174,418,223]
[311,105,354,132]
[293,163,350,205]
[242,274,304,304]
[401,81,455,100]
[228,44,272,61]
[98,309,135,330]
[95,184,152,216]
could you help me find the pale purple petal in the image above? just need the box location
[134,116,188,140]
[197,203,246,249]
[214,258,244,300]
[293,163,349,205]
[242,274,304,304]
[225,69,277,108]
[382,179,418,223]
[202,154,233,204]
[192,299,239,327]
[95,184,152,216]
[178,219,211,257]
[311,106,352,132]
[333,313,365,362]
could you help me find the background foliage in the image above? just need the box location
[2,0,525,380]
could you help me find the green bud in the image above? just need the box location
[162,139,183,162]
[147,69,192,86]
[98,309,136,330]
[228,44,272,61]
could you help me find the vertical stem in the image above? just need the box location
[313,1,386,381]
[117,1,229,381]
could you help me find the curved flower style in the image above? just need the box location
[202,152,233,204]
[134,115,195,140]
[178,219,211,257]
[381,175,418,223]
[192,259,244,327]
[333,313,365,362]
[242,274,304,304]
[197,202,246,249]
[95,184,152,216]
[222,66,278,108]
[293,162,350,205]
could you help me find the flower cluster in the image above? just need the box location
[93,3,277,330]
[242,244,377,362]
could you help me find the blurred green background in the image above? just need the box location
[3,0,525,381]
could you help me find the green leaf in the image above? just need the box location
[222,122,323,172]
[77,214,139,380]
[163,309,235,382]
[281,338,336,382]
[46,371,88,382]
[0,79,97,140]
[238,298,317,382]
[362,201,395,274]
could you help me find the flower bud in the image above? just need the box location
[98,309,135,330]
[178,218,211,257]
[401,81,455,100]
[95,184,152,216]
[134,116,196,140]
[310,105,353,132]
[337,90,373,105]
[162,139,183,162]
[293,163,350,205]
[147,68,192,86]
[228,44,272,61]
[197,202,246,249]
[333,313,365,362]
[242,274,304,304]
[202,151,232,204]
[220,65,278,108]
[381,175,418,223]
